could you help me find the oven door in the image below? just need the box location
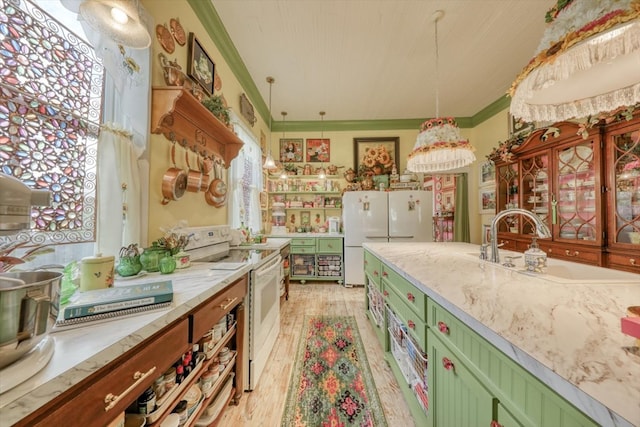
[247,254,283,390]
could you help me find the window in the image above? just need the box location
[228,112,263,233]
[0,0,103,245]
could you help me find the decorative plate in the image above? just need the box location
[169,18,186,46]
[214,71,222,91]
[156,23,175,54]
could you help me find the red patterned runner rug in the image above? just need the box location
[281,316,388,426]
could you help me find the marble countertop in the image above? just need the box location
[363,242,640,427]
[267,232,343,238]
[0,262,254,425]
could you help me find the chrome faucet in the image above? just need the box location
[489,208,551,264]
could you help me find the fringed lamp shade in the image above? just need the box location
[407,117,476,173]
[79,0,151,49]
[509,0,640,122]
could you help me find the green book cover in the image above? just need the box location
[62,280,173,320]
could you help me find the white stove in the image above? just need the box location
[182,225,231,262]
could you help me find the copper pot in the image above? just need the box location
[205,158,227,207]
[161,143,187,205]
[200,155,212,192]
[185,149,202,193]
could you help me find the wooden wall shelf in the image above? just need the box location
[151,87,243,166]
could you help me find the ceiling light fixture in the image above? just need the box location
[78,0,151,49]
[279,111,288,179]
[263,76,277,170]
[509,1,640,122]
[317,111,326,179]
[407,10,476,173]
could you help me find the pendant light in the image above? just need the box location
[263,76,277,170]
[317,111,326,179]
[509,2,640,122]
[279,111,288,179]
[407,10,476,173]
[78,0,151,49]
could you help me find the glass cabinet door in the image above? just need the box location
[553,142,598,242]
[520,154,549,235]
[496,163,519,233]
[611,127,640,246]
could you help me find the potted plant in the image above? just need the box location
[284,163,298,175]
[201,95,230,126]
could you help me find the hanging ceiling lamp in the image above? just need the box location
[317,111,326,179]
[279,111,288,179]
[407,10,476,173]
[509,1,640,122]
[263,76,277,170]
[78,0,151,49]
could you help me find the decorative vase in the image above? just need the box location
[116,255,142,277]
[159,254,177,274]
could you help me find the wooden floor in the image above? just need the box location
[219,282,416,426]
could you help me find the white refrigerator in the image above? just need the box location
[342,190,433,286]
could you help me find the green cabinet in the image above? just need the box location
[290,237,343,284]
[363,250,600,427]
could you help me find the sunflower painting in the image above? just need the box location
[354,137,399,176]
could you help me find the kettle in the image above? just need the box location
[80,253,115,291]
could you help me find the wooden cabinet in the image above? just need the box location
[492,116,640,272]
[16,277,247,427]
[290,237,344,284]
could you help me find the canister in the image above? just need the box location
[80,253,115,291]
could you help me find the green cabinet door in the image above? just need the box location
[429,329,493,427]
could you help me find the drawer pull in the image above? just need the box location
[407,292,415,302]
[490,421,503,427]
[383,290,389,297]
[407,320,415,329]
[364,260,368,265]
[630,258,636,265]
[104,366,156,411]
[328,244,333,248]
[564,249,579,257]
[373,270,379,277]
[382,271,388,278]
[437,321,449,334]
[442,357,454,371]
[219,297,238,311]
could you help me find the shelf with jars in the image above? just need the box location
[265,173,345,234]
[491,114,640,273]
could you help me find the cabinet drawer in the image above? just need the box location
[291,245,316,254]
[545,245,602,265]
[427,298,479,360]
[385,282,427,351]
[191,276,247,342]
[607,252,640,274]
[291,237,315,246]
[364,250,381,287]
[382,264,426,322]
[316,237,342,253]
[23,318,190,426]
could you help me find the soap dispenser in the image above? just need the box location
[524,238,547,272]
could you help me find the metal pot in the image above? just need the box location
[161,143,188,205]
[0,271,62,369]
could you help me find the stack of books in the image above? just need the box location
[52,280,174,330]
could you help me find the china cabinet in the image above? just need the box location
[493,116,640,272]
[493,121,605,265]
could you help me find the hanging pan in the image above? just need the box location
[185,148,202,193]
[161,143,188,205]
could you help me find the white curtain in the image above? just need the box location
[228,112,263,233]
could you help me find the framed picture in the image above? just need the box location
[280,138,303,162]
[354,137,399,176]
[479,186,497,214]
[187,33,215,95]
[483,224,492,244]
[442,190,455,211]
[442,174,455,188]
[480,162,495,185]
[300,210,311,225]
[509,113,534,137]
[305,138,330,162]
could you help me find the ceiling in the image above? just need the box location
[210,0,551,125]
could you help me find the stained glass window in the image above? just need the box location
[0,0,103,244]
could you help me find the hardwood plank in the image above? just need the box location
[218,283,416,426]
